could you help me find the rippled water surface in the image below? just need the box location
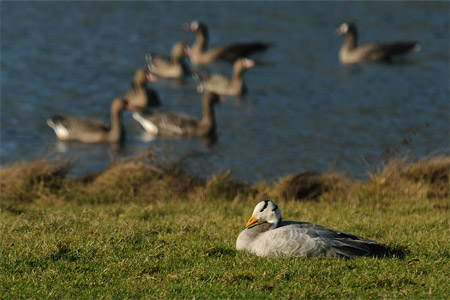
[1,1,449,182]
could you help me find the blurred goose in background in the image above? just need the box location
[146,41,190,80]
[47,98,128,143]
[236,200,387,258]
[336,22,421,64]
[184,20,270,66]
[123,69,160,109]
[194,58,254,96]
[132,91,223,138]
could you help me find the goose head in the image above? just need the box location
[202,91,226,106]
[336,22,356,36]
[172,42,187,58]
[111,98,129,113]
[233,58,255,74]
[134,69,154,84]
[184,20,205,33]
[245,200,282,228]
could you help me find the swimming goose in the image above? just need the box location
[123,69,160,109]
[336,22,421,64]
[184,20,270,66]
[132,91,222,138]
[236,200,387,258]
[194,58,254,96]
[146,42,190,79]
[47,98,128,143]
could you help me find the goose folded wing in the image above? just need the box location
[216,42,270,61]
[58,116,110,133]
[147,53,172,69]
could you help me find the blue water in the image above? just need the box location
[1,1,449,183]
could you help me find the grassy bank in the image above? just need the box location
[1,153,449,298]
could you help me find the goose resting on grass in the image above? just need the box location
[236,200,387,258]
[47,98,128,143]
[336,22,421,64]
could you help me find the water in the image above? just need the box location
[1,1,449,183]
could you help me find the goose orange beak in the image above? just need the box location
[245,215,258,227]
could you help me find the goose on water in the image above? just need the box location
[122,69,160,109]
[132,91,223,138]
[184,20,270,66]
[336,22,421,64]
[236,200,387,258]
[146,42,190,80]
[47,98,128,143]
[194,57,254,96]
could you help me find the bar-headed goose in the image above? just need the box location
[47,98,128,143]
[132,91,223,138]
[184,20,270,66]
[236,200,387,258]
[336,22,421,64]
[194,57,254,96]
[123,69,160,109]
[146,42,190,79]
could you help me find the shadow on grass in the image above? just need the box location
[383,245,409,259]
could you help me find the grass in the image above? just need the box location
[1,154,449,298]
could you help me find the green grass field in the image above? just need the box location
[1,155,449,299]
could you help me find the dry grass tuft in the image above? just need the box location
[401,156,449,198]
[79,150,203,204]
[365,156,449,202]
[202,170,256,202]
[1,153,448,207]
[275,171,350,201]
[0,158,71,202]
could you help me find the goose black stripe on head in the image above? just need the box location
[272,203,278,212]
[260,200,269,212]
[249,200,283,227]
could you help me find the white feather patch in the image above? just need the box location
[133,112,159,135]
[54,124,69,140]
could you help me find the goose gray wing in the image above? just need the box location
[47,115,109,140]
[193,71,230,93]
[215,42,270,62]
[146,53,172,70]
[146,53,189,78]
[246,222,386,258]
[358,42,420,61]
[133,110,199,136]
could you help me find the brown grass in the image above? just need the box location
[0,157,71,203]
[1,154,448,206]
[275,171,351,201]
[76,150,204,204]
[400,156,449,199]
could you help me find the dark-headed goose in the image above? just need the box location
[194,58,254,96]
[47,98,128,143]
[132,91,223,138]
[336,22,421,64]
[184,20,270,66]
[146,42,190,79]
[236,200,387,258]
[123,69,160,109]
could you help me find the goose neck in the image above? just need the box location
[109,104,124,141]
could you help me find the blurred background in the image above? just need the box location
[1,1,448,183]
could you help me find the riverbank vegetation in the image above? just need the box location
[1,152,449,298]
